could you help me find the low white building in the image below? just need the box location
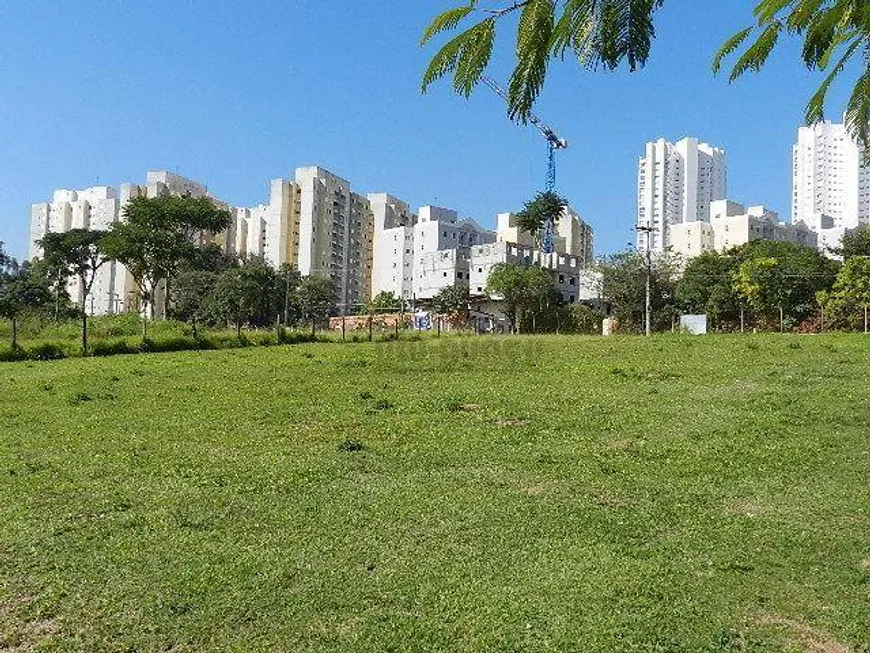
[668,199,818,261]
[469,241,600,305]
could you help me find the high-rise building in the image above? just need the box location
[226,179,302,268]
[295,167,374,312]
[636,137,727,252]
[792,120,870,252]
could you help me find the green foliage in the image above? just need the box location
[714,0,870,150]
[367,291,404,314]
[676,251,741,330]
[486,263,557,333]
[208,259,279,335]
[830,224,870,260]
[295,276,335,325]
[432,284,470,322]
[170,269,218,325]
[730,240,838,328]
[598,250,679,334]
[422,0,664,121]
[0,262,54,347]
[819,256,870,330]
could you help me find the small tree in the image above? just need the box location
[102,195,231,337]
[296,277,335,335]
[277,264,303,327]
[0,263,53,348]
[677,251,741,331]
[831,225,870,260]
[819,257,870,331]
[367,291,403,315]
[38,229,108,353]
[171,269,218,339]
[433,284,470,324]
[486,263,557,334]
[208,259,279,337]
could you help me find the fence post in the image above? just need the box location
[368,315,373,342]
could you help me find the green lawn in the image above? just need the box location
[1,335,868,652]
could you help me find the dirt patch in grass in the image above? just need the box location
[757,614,852,653]
[495,418,528,428]
[859,559,870,571]
[0,594,57,652]
[726,497,766,519]
[459,404,481,412]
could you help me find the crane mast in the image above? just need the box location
[481,76,568,253]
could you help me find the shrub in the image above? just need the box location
[28,343,68,361]
[337,439,365,452]
[90,340,137,358]
[0,346,28,362]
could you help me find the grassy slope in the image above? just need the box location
[0,335,868,652]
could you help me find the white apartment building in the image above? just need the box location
[669,199,818,260]
[30,186,121,315]
[369,193,416,302]
[296,167,374,312]
[227,179,301,268]
[792,120,870,252]
[637,137,727,251]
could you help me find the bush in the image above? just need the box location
[28,342,68,361]
[90,340,138,358]
[0,346,28,362]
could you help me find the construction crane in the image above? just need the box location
[481,75,568,253]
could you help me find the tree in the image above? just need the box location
[514,191,567,250]
[295,277,335,334]
[598,250,679,334]
[486,263,556,333]
[0,263,53,348]
[676,251,741,331]
[433,284,470,323]
[731,241,838,329]
[208,260,279,337]
[171,269,218,339]
[422,1,870,147]
[367,291,403,314]
[831,225,870,260]
[38,229,108,353]
[102,195,231,337]
[818,256,870,331]
[277,264,303,326]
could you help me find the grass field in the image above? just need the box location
[1,335,869,652]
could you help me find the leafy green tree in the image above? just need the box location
[514,191,567,249]
[366,291,403,314]
[676,251,741,331]
[277,264,303,326]
[830,225,870,260]
[295,276,335,334]
[38,229,108,353]
[0,262,53,348]
[102,195,231,336]
[433,284,470,323]
[208,260,279,337]
[598,250,679,334]
[486,263,556,333]
[182,241,238,274]
[731,241,838,329]
[423,0,870,146]
[171,269,218,338]
[818,256,870,331]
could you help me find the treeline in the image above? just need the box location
[0,196,336,353]
[601,228,870,333]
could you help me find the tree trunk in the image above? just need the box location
[236,321,242,338]
[191,316,198,341]
[11,316,18,349]
[311,317,316,337]
[82,311,88,355]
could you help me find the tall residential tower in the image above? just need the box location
[636,137,727,252]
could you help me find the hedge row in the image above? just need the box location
[0,330,324,363]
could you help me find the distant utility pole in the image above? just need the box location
[635,224,656,337]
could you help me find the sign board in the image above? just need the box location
[680,314,708,335]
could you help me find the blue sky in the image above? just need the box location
[0,0,858,261]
